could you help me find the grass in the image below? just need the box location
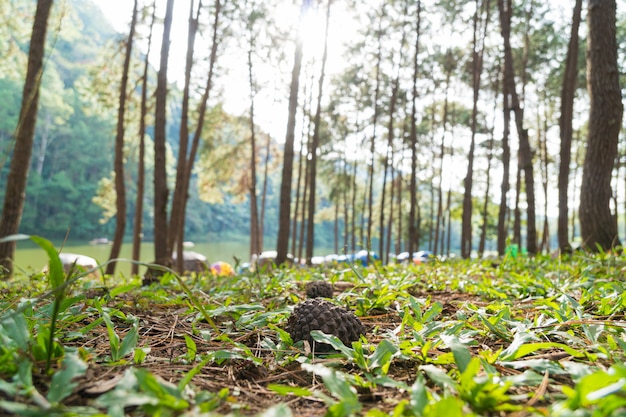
[2,235,626,416]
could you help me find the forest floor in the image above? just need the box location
[2,248,626,416]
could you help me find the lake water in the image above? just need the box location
[13,239,253,277]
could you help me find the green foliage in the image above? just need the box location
[4,244,626,415]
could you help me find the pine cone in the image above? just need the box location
[286,298,365,352]
[305,280,334,298]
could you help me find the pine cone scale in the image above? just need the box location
[286,298,365,353]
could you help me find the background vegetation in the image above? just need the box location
[0,0,624,267]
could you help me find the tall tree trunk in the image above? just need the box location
[408,0,421,257]
[333,199,339,254]
[498,0,537,255]
[445,139,454,256]
[246,1,260,258]
[306,0,331,263]
[434,60,452,256]
[343,155,349,251]
[0,0,53,278]
[396,166,403,255]
[152,0,175,269]
[366,7,385,249]
[351,156,358,252]
[571,130,582,242]
[291,73,312,257]
[298,92,314,260]
[461,0,490,259]
[131,3,156,276]
[513,153,521,245]
[385,165,395,262]
[478,82,498,257]
[538,104,550,253]
[379,77,401,262]
[428,164,435,251]
[497,61,511,255]
[276,0,309,265]
[176,0,222,267]
[558,0,582,254]
[580,0,623,251]
[379,0,406,263]
[106,0,138,276]
[259,132,271,250]
[291,135,305,256]
[168,1,200,273]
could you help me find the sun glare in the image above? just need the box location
[273,1,358,76]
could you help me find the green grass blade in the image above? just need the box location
[441,334,472,374]
[29,235,66,372]
[118,319,139,360]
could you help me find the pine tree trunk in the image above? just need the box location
[497,70,511,255]
[152,0,175,269]
[513,158,521,245]
[176,0,222,267]
[106,0,137,276]
[479,82,498,257]
[498,0,537,255]
[131,3,155,276]
[246,6,260,259]
[0,0,53,278]
[291,136,305,257]
[379,76,401,263]
[305,0,331,264]
[408,0,421,257]
[461,0,491,259]
[537,105,550,253]
[276,0,309,265]
[580,0,623,251]
[558,0,582,254]
[366,8,384,249]
[168,1,200,273]
[259,133,271,251]
[350,158,358,252]
[434,63,451,256]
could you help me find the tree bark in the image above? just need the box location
[408,0,421,257]
[276,0,309,265]
[291,77,310,257]
[579,0,623,251]
[497,63,511,255]
[176,0,221,267]
[305,0,331,264]
[379,72,402,262]
[538,105,550,253]
[0,0,53,278]
[479,76,498,258]
[168,0,200,273]
[461,0,490,259]
[434,55,452,256]
[478,137,494,257]
[246,1,260,259]
[106,0,137,276]
[259,132,271,251]
[366,7,385,249]
[152,0,175,269]
[498,0,537,255]
[558,0,582,254]
[297,84,314,260]
[131,3,156,276]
